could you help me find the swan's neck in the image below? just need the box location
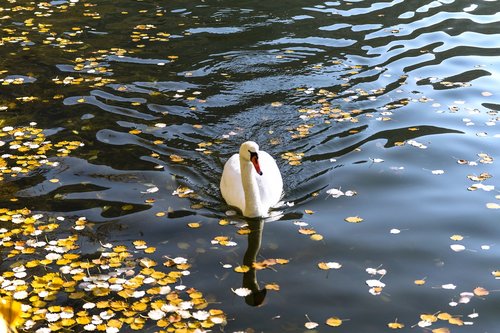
[240,156,263,218]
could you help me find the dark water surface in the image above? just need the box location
[1,0,499,332]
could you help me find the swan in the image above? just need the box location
[220,141,283,218]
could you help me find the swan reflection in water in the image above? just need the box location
[241,219,267,306]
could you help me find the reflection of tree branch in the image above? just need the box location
[242,219,267,306]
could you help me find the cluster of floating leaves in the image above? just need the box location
[456,152,498,209]
[0,208,226,332]
[281,151,304,166]
[0,124,83,182]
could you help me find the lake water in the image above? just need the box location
[1,0,499,332]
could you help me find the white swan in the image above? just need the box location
[220,141,283,218]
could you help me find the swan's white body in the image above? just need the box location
[220,141,283,218]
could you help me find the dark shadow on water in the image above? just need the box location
[306,125,464,162]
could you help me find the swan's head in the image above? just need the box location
[240,141,263,176]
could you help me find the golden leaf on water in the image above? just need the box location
[473,287,489,296]
[298,228,316,235]
[450,234,464,241]
[448,317,463,326]
[144,247,156,254]
[326,317,343,327]
[304,209,314,215]
[318,262,342,270]
[387,321,405,329]
[131,302,148,312]
[275,259,290,265]
[218,219,230,226]
[133,240,147,248]
[169,154,184,163]
[68,291,85,299]
[76,316,91,325]
[437,313,452,320]
[345,216,364,223]
[234,265,250,273]
[139,258,157,268]
[414,279,426,285]
[420,314,438,322]
[265,283,280,291]
[310,234,323,241]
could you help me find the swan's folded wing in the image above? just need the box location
[220,154,245,211]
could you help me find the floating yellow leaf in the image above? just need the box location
[234,265,250,273]
[169,154,184,163]
[388,321,405,329]
[304,209,314,215]
[437,313,452,320]
[218,219,229,226]
[237,228,251,235]
[265,283,280,291]
[275,259,290,265]
[448,317,463,326]
[345,216,364,223]
[144,247,156,254]
[298,228,316,235]
[310,234,323,241]
[414,279,426,285]
[326,317,343,327]
[420,314,438,322]
[450,234,464,241]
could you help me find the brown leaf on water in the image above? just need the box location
[298,228,316,235]
[473,287,490,296]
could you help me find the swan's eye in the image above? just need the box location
[249,151,258,160]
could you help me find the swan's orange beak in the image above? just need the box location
[250,154,263,175]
